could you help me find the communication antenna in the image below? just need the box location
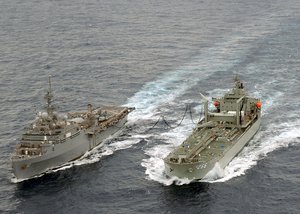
[48,75,52,92]
[45,75,55,116]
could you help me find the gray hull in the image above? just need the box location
[164,117,261,180]
[12,117,127,180]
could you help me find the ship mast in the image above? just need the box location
[45,75,55,117]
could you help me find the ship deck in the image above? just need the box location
[166,124,243,164]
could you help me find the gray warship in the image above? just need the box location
[164,77,261,180]
[12,77,134,180]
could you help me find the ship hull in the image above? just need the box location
[12,116,127,180]
[164,117,261,180]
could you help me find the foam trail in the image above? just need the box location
[50,137,142,173]
[124,26,270,122]
[125,70,208,122]
[141,144,191,186]
[125,10,283,123]
[204,120,300,183]
[203,163,225,181]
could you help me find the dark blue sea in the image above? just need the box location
[1,0,300,213]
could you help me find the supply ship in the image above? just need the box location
[164,77,261,180]
[12,77,134,180]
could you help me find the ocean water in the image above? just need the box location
[1,0,300,213]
